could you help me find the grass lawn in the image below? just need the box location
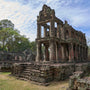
[0,72,69,90]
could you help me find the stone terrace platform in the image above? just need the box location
[11,62,90,85]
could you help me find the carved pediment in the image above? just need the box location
[37,4,55,22]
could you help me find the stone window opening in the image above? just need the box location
[41,26,44,38]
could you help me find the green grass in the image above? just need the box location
[0,72,69,90]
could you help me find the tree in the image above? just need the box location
[0,28,31,52]
[29,41,36,53]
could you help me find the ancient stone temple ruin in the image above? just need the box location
[12,5,90,85]
[36,5,88,63]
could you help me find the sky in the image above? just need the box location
[0,0,90,42]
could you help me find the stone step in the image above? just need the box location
[30,69,40,73]
[30,81,50,86]
[25,68,40,70]
[20,73,30,76]
[20,75,30,79]
[19,77,28,81]
[24,69,40,73]
[23,71,30,73]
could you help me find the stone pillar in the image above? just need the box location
[85,47,87,60]
[86,47,88,60]
[83,47,85,61]
[65,44,70,61]
[49,40,56,62]
[78,45,81,61]
[75,44,78,61]
[37,24,41,38]
[60,25,64,39]
[77,45,79,61]
[36,42,41,62]
[44,26,47,37]
[61,44,66,62]
[57,23,60,38]
[82,47,84,61]
[80,46,82,61]
[83,47,85,60]
[44,45,49,61]
[58,44,62,62]
[69,43,74,62]
[56,42,59,62]
[50,20,55,37]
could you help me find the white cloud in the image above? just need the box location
[0,0,90,41]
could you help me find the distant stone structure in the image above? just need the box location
[0,49,35,72]
[0,19,14,29]
[11,4,90,85]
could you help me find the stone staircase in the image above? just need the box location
[18,64,41,81]
[15,63,53,85]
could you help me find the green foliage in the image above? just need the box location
[29,41,36,53]
[0,27,37,53]
[0,28,32,52]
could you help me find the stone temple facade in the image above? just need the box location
[36,4,88,63]
[11,5,89,85]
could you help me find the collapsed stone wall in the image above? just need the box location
[0,49,36,72]
[68,71,90,90]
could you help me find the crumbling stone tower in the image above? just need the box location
[36,5,63,63]
[36,4,88,63]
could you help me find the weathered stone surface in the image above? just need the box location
[11,62,90,85]
[68,71,90,90]
[36,4,88,63]
[0,48,36,72]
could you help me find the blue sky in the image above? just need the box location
[0,0,90,42]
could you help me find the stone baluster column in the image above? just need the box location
[60,25,64,39]
[86,47,88,60]
[36,42,41,62]
[75,44,78,61]
[49,40,56,63]
[83,47,85,60]
[37,24,41,38]
[79,45,81,61]
[59,44,62,62]
[44,45,49,61]
[83,47,85,61]
[56,42,59,62]
[44,26,47,38]
[80,46,82,61]
[77,45,79,61]
[61,44,65,62]
[69,43,74,62]
[57,23,60,38]
[82,46,84,61]
[84,47,86,60]
[50,20,55,37]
